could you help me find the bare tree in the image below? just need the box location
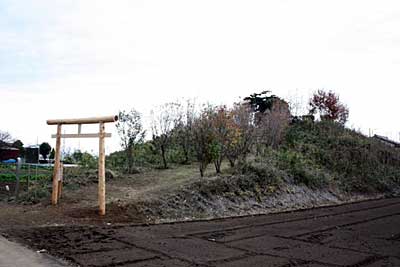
[192,104,246,175]
[286,89,308,117]
[209,105,235,174]
[257,98,291,148]
[173,99,196,164]
[0,131,12,146]
[226,103,255,167]
[151,102,182,169]
[116,109,146,173]
[192,106,215,177]
[192,103,255,175]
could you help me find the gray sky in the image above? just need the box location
[1,0,399,154]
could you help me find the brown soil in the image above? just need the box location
[0,162,396,229]
[3,197,400,266]
[0,164,219,229]
[0,163,393,230]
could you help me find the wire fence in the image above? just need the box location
[0,160,53,201]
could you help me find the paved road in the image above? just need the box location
[0,236,67,267]
[3,197,400,266]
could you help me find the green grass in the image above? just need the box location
[0,173,51,182]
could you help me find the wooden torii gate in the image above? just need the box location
[47,115,118,215]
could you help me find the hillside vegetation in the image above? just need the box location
[2,90,399,224]
[131,120,400,222]
[283,120,400,192]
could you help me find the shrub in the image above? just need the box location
[240,162,284,187]
[276,150,329,188]
[16,179,51,204]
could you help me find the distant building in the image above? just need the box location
[0,146,20,161]
[373,135,400,148]
[25,145,40,163]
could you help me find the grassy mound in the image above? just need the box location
[282,120,400,192]
[134,121,400,222]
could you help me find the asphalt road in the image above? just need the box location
[2,197,400,267]
[0,236,67,267]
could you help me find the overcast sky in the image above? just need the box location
[1,0,399,154]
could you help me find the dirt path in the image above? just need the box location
[64,163,228,206]
[3,197,400,266]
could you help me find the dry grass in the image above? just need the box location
[66,162,231,206]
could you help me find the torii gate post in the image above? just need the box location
[47,115,118,216]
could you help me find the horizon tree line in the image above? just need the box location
[1,89,350,174]
[115,89,350,176]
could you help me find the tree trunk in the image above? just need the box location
[255,144,261,157]
[228,158,235,168]
[199,164,204,177]
[183,148,189,164]
[237,153,247,167]
[161,145,168,169]
[214,159,221,174]
[199,160,208,177]
[181,144,189,164]
[127,147,133,174]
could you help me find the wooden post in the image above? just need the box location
[52,124,62,205]
[57,163,63,200]
[15,158,21,199]
[98,122,106,215]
